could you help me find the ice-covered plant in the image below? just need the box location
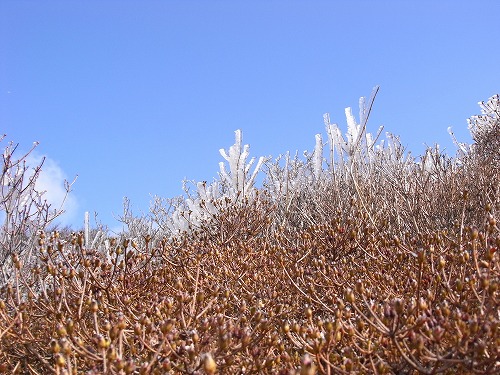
[264,87,398,229]
[323,86,384,175]
[148,89,499,240]
[264,87,490,234]
[467,94,500,165]
[218,129,266,197]
[163,130,267,235]
[264,87,382,199]
[446,93,499,170]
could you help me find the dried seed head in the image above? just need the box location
[345,288,355,303]
[438,256,446,270]
[60,338,71,355]
[305,307,313,319]
[202,353,217,375]
[90,300,99,313]
[394,298,404,315]
[160,319,174,334]
[54,353,65,367]
[50,339,60,354]
[418,298,428,311]
[355,280,364,294]
[107,346,117,361]
[55,323,67,337]
[124,360,136,374]
[300,354,316,375]
[96,334,110,349]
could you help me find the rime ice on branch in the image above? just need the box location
[165,88,500,237]
[167,130,267,235]
[218,129,266,197]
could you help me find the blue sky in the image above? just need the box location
[1,1,499,230]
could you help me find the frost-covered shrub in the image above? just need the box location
[146,89,498,240]
[460,94,500,224]
[156,130,267,236]
[468,94,500,165]
[263,87,415,233]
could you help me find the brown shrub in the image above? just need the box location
[0,197,498,374]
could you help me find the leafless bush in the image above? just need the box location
[0,136,75,288]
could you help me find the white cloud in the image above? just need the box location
[25,153,79,228]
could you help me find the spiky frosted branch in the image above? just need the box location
[219,130,266,196]
[167,130,267,235]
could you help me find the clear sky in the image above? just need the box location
[1,1,499,230]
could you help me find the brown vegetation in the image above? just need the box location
[0,95,498,374]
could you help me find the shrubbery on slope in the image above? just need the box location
[0,91,498,374]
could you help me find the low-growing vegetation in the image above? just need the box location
[1,90,498,374]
